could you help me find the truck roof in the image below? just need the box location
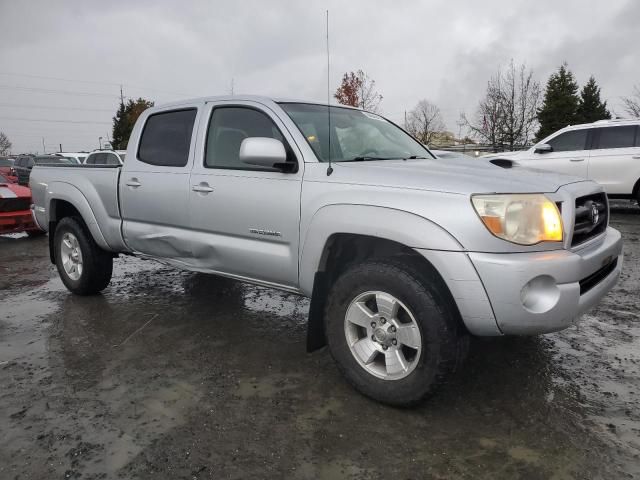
[154,95,362,111]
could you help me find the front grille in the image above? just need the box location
[579,258,618,295]
[0,198,31,213]
[571,193,608,247]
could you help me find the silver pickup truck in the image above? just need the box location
[30,96,623,406]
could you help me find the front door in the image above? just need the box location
[520,129,591,178]
[189,101,303,289]
[120,107,199,263]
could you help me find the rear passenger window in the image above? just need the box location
[596,126,637,149]
[138,109,197,167]
[547,130,588,152]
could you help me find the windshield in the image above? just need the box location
[0,159,13,167]
[279,103,432,162]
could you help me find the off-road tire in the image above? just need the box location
[54,216,113,295]
[324,258,467,407]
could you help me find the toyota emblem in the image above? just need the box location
[591,203,599,225]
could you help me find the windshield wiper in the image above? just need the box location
[342,156,396,162]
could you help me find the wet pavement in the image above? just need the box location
[0,203,639,479]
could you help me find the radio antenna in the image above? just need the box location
[326,9,333,176]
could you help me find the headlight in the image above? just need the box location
[471,194,563,245]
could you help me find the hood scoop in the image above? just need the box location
[489,158,517,169]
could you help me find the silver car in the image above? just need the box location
[30,96,623,406]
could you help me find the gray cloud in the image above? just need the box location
[0,0,637,152]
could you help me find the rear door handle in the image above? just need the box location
[125,179,141,187]
[192,184,214,193]
[569,158,585,162]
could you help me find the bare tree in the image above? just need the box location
[462,73,504,151]
[0,132,11,156]
[464,61,540,151]
[406,100,446,145]
[500,61,540,150]
[622,85,640,118]
[335,70,383,113]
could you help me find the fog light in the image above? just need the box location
[521,275,560,314]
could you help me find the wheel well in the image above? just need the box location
[47,200,82,264]
[633,178,640,200]
[306,234,466,352]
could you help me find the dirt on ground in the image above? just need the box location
[0,203,639,479]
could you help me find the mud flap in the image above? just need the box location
[307,271,329,352]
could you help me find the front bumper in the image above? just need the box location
[468,227,623,335]
[0,210,40,234]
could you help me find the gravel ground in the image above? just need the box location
[0,202,638,479]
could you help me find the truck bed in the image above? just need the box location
[30,164,129,253]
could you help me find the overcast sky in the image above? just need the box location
[0,0,638,153]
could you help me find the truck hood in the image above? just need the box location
[333,157,585,195]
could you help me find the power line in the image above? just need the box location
[0,115,111,125]
[0,71,121,87]
[0,84,119,99]
[0,102,114,113]
[0,72,196,98]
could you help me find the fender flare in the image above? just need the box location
[298,203,463,296]
[46,182,111,251]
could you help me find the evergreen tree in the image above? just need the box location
[576,76,611,123]
[536,64,580,140]
[112,98,154,149]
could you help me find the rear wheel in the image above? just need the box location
[324,258,467,406]
[54,217,113,295]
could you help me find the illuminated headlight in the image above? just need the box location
[471,194,563,245]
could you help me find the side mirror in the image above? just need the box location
[239,137,294,172]
[534,143,553,154]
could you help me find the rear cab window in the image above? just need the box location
[138,109,197,167]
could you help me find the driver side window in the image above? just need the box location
[547,129,589,152]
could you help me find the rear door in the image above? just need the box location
[587,125,640,195]
[119,106,199,263]
[188,101,303,288]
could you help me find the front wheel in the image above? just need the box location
[54,217,113,295]
[324,258,467,406]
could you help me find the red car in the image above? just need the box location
[0,173,42,236]
[0,158,17,183]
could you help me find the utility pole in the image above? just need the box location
[404,110,407,129]
[42,137,45,154]
[99,137,103,149]
[231,78,234,96]
[59,144,62,153]
[120,84,125,106]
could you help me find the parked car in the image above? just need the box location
[30,96,623,406]
[484,119,640,205]
[0,157,17,182]
[14,155,73,186]
[84,149,126,165]
[0,173,42,236]
[52,152,88,164]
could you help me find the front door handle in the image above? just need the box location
[569,158,585,162]
[125,179,141,187]
[192,184,214,193]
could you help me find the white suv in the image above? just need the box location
[487,119,640,205]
